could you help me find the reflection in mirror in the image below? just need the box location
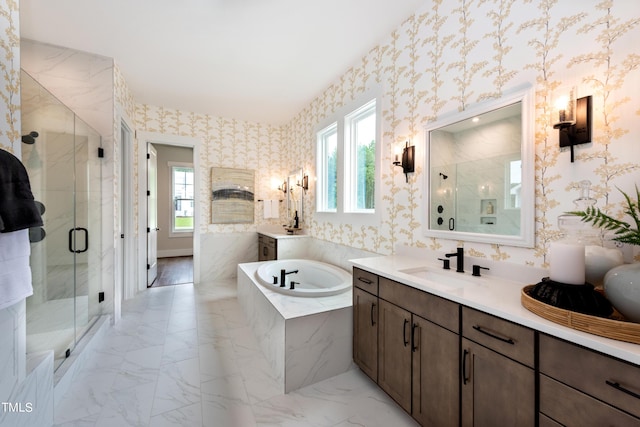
[425,86,534,247]
[286,168,304,228]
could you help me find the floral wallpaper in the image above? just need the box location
[133,104,285,234]
[283,0,640,267]
[124,0,640,270]
[0,0,19,154]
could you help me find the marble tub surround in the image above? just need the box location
[350,254,640,366]
[237,262,353,393]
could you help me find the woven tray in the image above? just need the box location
[521,285,640,345]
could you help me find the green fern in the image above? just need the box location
[567,185,640,247]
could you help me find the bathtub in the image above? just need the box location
[255,259,352,297]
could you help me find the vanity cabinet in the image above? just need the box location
[378,277,460,426]
[258,234,277,261]
[461,307,535,427]
[352,265,640,426]
[353,268,379,381]
[539,334,640,426]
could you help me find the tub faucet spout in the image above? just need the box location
[280,269,299,287]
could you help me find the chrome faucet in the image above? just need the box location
[280,269,299,287]
[445,247,464,273]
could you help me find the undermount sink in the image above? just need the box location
[398,267,474,288]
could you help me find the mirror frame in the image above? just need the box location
[424,85,535,248]
[286,168,304,224]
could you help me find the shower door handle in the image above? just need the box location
[68,227,89,253]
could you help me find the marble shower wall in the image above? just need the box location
[283,0,640,267]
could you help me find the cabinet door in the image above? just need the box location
[412,315,459,427]
[461,338,535,427]
[353,287,378,381]
[378,299,412,412]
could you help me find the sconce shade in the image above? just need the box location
[553,88,576,128]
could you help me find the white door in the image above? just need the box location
[147,144,158,286]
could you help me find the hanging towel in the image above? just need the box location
[0,149,43,232]
[0,229,33,310]
[263,200,279,219]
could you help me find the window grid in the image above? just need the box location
[172,165,194,232]
[345,100,376,212]
[317,123,338,212]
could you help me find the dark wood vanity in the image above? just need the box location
[353,266,640,426]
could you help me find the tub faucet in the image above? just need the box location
[280,269,298,287]
[445,247,464,273]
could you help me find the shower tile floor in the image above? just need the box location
[53,279,417,426]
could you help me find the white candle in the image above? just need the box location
[549,242,585,285]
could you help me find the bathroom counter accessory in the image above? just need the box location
[521,285,640,345]
[283,226,302,235]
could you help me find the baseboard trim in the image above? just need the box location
[158,249,193,258]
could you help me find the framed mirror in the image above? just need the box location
[286,168,304,228]
[425,85,535,247]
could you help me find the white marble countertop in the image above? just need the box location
[349,255,640,366]
[258,231,309,239]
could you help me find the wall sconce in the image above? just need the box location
[552,88,592,162]
[278,180,287,193]
[296,174,309,193]
[393,141,415,183]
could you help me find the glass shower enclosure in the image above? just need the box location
[20,70,103,371]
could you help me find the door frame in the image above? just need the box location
[137,131,201,291]
[117,109,136,313]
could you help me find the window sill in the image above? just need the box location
[169,231,194,238]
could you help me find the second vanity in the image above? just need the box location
[351,255,640,427]
[257,231,309,261]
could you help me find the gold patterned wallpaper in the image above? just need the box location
[0,0,19,154]
[283,0,640,267]
[133,103,285,235]
[121,0,639,269]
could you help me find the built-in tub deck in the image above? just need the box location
[237,261,353,393]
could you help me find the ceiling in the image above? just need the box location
[20,0,424,125]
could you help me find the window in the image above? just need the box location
[316,98,378,215]
[171,164,194,233]
[507,159,522,209]
[345,100,376,212]
[317,123,338,212]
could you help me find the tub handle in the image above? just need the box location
[370,303,376,326]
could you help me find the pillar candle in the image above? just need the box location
[549,242,585,285]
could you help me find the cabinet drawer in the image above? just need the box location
[258,234,276,248]
[539,334,640,419]
[540,375,640,426]
[353,267,379,295]
[462,307,534,367]
[379,277,459,333]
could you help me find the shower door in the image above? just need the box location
[21,70,103,371]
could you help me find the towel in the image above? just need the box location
[0,229,33,310]
[0,149,43,232]
[264,200,279,219]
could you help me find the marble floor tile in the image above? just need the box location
[54,280,416,427]
[151,357,201,416]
